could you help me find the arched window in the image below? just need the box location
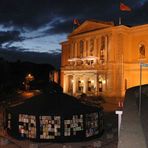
[68,75,73,93]
[80,40,84,58]
[73,42,76,58]
[100,36,105,63]
[90,39,94,56]
[139,44,145,59]
[77,78,83,93]
[101,36,105,50]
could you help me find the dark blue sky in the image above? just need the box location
[0,0,148,68]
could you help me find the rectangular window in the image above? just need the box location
[99,81,103,92]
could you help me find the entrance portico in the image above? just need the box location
[63,70,106,96]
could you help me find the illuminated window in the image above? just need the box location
[88,80,91,91]
[98,75,105,92]
[68,75,73,93]
[139,44,145,59]
[99,81,103,92]
[101,36,105,50]
[73,42,76,57]
[90,39,94,56]
[100,36,105,63]
[87,80,95,92]
[80,40,84,58]
[77,79,84,93]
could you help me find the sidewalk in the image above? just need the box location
[103,97,118,112]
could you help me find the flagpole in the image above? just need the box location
[119,2,132,26]
[119,17,122,25]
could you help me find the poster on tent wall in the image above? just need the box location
[85,112,99,137]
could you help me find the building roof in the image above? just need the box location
[69,20,114,37]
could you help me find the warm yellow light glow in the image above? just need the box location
[102,80,106,84]
[28,74,31,77]
[61,20,148,98]
[25,73,34,81]
[71,79,74,83]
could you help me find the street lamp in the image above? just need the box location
[25,73,34,91]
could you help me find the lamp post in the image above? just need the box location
[139,63,142,116]
[25,73,34,91]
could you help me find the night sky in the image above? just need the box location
[0,0,148,68]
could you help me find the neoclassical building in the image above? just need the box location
[60,20,148,98]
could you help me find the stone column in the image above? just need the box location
[97,37,100,59]
[88,38,90,56]
[105,35,108,62]
[94,38,97,57]
[63,74,68,93]
[73,42,75,58]
[83,76,87,94]
[94,73,98,95]
[69,43,72,59]
[71,43,73,58]
[77,42,80,58]
[83,40,86,57]
[86,40,88,57]
[73,75,77,95]
[75,42,78,58]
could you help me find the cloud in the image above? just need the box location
[0,0,147,33]
[0,1,125,28]
[0,30,22,46]
[0,47,61,69]
[0,0,147,54]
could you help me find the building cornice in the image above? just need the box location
[131,24,148,33]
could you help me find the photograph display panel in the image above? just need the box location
[7,113,11,129]
[18,114,36,138]
[64,114,83,136]
[85,112,99,137]
[99,111,103,132]
[40,116,61,139]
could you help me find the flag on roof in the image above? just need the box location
[120,2,131,11]
[73,19,80,30]
[73,18,80,26]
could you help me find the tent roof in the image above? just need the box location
[8,92,100,115]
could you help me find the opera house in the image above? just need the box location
[60,20,148,99]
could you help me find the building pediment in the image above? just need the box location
[69,20,114,37]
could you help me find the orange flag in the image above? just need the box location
[120,2,131,11]
[73,19,80,26]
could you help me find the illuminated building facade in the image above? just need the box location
[61,20,148,98]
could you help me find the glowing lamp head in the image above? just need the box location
[102,80,106,84]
